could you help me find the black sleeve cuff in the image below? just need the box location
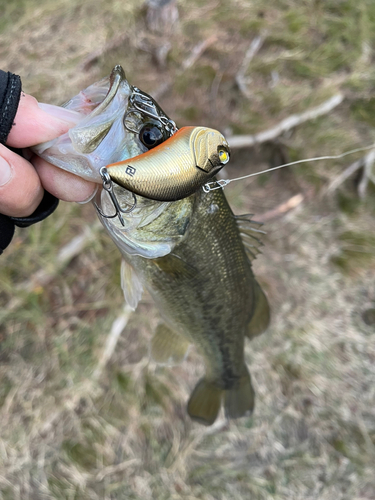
[0,191,59,255]
[0,213,15,255]
[0,71,60,255]
[0,70,22,145]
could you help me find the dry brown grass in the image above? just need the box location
[1,0,375,498]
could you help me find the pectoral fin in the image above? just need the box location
[151,324,190,365]
[224,365,254,419]
[120,259,143,310]
[187,378,223,426]
[154,253,197,280]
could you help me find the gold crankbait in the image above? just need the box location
[106,126,230,201]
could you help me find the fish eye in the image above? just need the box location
[139,124,164,149]
[218,147,230,165]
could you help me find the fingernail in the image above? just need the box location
[76,185,98,204]
[38,103,82,125]
[0,157,13,186]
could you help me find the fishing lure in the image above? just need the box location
[106,126,230,201]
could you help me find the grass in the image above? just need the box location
[1,0,375,498]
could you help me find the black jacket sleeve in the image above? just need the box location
[0,70,22,145]
[0,70,59,255]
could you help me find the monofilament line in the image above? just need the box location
[203,143,375,192]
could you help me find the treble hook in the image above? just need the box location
[94,166,137,226]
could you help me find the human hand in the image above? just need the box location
[0,92,96,218]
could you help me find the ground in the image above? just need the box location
[0,0,375,499]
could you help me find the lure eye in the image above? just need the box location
[139,124,164,149]
[218,148,230,165]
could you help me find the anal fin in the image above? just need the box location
[151,324,190,366]
[247,280,270,339]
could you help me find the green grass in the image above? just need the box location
[1,0,375,498]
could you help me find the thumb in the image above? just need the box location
[0,144,43,217]
[6,93,81,148]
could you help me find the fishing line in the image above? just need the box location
[203,143,375,192]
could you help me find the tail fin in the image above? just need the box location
[224,365,255,419]
[187,367,255,425]
[187,379,223,426]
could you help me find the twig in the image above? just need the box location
[18,222,101,293]
[182,35,217,71]
[96,458,141,481]
[358,149,375,198]
[3,222,101,317]
[34,304,133,440]
[325,148,375,194]
[325,158,364,193]
[228,93,344,148]
[152,35,218,100]
[92,305,134,381]
[236,34,266,99]
[256,194,304,222]
[80,34,129,71]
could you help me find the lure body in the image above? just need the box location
[106,126,230,201]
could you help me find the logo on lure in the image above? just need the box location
[106,126,230,202]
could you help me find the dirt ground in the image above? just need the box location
[0,0,375,499]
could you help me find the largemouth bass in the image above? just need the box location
[35,66,270,425]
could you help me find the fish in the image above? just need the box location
[34,65,270,425]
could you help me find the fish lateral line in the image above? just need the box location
[203,143,375,192]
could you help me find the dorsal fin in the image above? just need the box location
[120,259,143,310]
[234,214,266,262]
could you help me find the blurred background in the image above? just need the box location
[1,0,375,498]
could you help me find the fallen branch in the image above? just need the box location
[152,35,218,100]
[358,149,375,198]
[18,222,101,293]
[3,222,102,318]
[236,34,266,99]
[228,93,344,148]
[256,193,304,222]
[182,35,218,71]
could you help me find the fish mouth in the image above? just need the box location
[89,65,126,119]
[33,65,177,184]
[32,66,141,182]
